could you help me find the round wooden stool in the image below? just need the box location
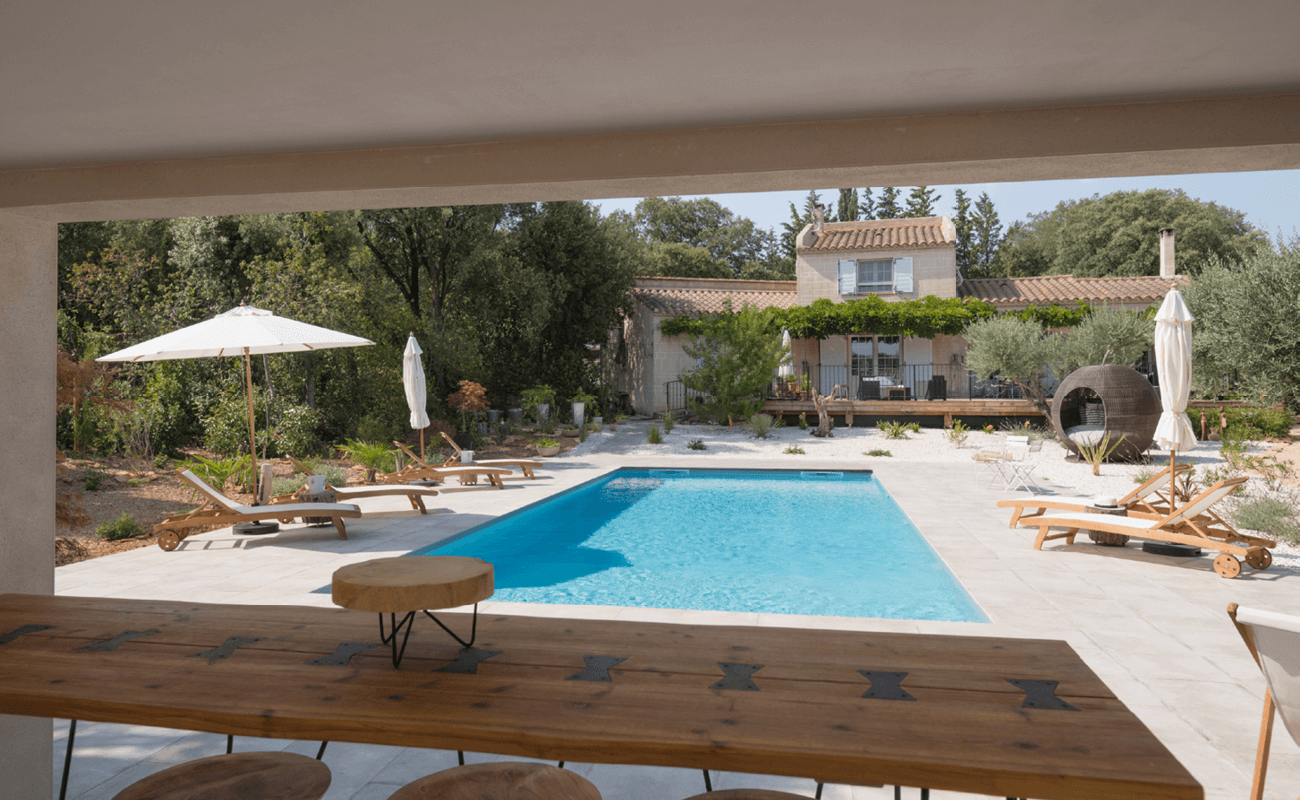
[387,761,601,800]
[112,751,330,800]
[332,556,494,667]
[682,791,809,800]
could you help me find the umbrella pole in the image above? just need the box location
[243,349,259,502]
[420,428,425,462]
[1170,451,1177,505]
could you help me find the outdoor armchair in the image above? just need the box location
[154,469,360,550]
[1228,603,1300,800]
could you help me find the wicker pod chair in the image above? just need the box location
[1050,364,1161,461]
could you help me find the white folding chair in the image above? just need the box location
[1002,438,1042,493]
[1229,603,1300,800]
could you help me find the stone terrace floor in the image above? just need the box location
[46,425,1300,799]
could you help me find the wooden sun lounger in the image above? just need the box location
[434,432,544,478]
[375,447,511,489]
[274,455,439,514]
[997,461,1192,526]
[154,469,361,551]
[1019,476,1275,578]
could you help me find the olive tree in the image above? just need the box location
[678,301,789,425]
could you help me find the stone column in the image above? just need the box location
[0,209,56,800]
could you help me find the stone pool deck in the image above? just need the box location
[46,436,1300,799]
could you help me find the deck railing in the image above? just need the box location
[771,363,1026,401]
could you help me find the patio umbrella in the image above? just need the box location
[99,303,374,498]
[778,329,793,378]
[403,334,430,460]
[1152,287,1197,505]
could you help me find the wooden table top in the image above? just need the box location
[0,594,1200,800]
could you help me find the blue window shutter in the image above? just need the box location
[838,260,856,294]
[893,257,914,293]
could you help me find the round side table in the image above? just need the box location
[333,556,494,667]
[1084,504,1129,546]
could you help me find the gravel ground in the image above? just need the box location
[565,420,1300,572]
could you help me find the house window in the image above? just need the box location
[850,335,902,381]
[856,260,893,293]
[838,257,913,295]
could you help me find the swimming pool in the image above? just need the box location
[412,468,987,622]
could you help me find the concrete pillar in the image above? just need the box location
[0,210,56,800]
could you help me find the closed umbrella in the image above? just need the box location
[778,329,793,378]
[99,303,374,499]
[403,334,431,460]
[1152,288,1197,504]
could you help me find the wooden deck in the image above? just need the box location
[763,397,1042,426]
[0,594,1200,799]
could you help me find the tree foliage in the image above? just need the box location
[876,187,902,219]
[968,192,1004,279]
[679,301,790,425]
[1185,242,1300,404]
[1058,307,1154,373]
[633,196,779,276]
[994,189,1267,278]
[963,316,1056,414]
[904,186,940,218]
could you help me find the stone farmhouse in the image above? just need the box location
[619,216,1183,418]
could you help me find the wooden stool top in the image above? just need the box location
[682,792,811,800]
[387,762,601,800]
[332,556,494,613]
[112,751,330,800]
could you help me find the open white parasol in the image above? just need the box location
[1152,287,1197,504]
[99,304,374,497]
[403,334,431,460]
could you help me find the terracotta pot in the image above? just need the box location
[537,445,561,457]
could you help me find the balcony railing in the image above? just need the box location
[770,363,1026,401]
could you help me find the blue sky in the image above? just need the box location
[596,170,1300,242]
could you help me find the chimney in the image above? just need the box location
[1159,227,1176,279]
[812,203,825,234]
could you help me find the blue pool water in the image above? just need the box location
[412,468,987,622]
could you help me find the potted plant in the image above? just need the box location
[535,437,561,457]
[447,380,489,450]
[570,389,596,426]
[522,384,555,423]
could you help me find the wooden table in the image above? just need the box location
[0,594,1201,800]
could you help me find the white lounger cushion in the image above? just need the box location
[1235,605,1300,746]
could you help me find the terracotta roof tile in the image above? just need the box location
[798,217,954,252]
[631,283,798,317]
[958,274,1189,307]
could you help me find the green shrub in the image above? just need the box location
[945,420,969,447]
[878,421,910,440]
[153,453,172,470]
[355,415,397,445]
[748,413,775,439]
[1233,497,1300,544]
[272,404,323,457]
[338,440,397,474]
[536,437,560,448]
[662,414,675,433]
[175,454,251,494]
[865,449,892,457]
[647,426,663,444]
[687,439,706,450]
[96,513,143,541]
[798,413,808,430]
[84,468,105,491]
[784,445,805,455]
[1188,406,1295,439]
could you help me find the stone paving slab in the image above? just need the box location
[45,451,1300,799]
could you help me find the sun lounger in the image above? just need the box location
[1018,476,1274,578]
[155,469,361,551]
[997,462,1192,526]
[274,455,439,514]
[375,447,511,489]
[433,432,543,478]
[1228,603,1300,800]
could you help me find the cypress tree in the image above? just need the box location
[876,187,902,219]
[952,188,975,275]
[904,186,941,218]
[970,192,1004,278]
[858,187,876,220]
[835,188,859,222]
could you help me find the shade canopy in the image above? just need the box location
[403,335,430,430]
[97,304,374,362]
[1152,288,1197,453]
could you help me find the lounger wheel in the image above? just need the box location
[157,531,182,551]
[1246,549,1273,570]
[1213,553,1242,579]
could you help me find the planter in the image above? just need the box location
[486,410,502,425]
[592,416,603,427]
[571,401,585,425]
[460,450,475,464]
[562,429,580,438]
[536,403,549,422]
[476,422,488,435]
[507,408,523,425]
[537,445,561,457]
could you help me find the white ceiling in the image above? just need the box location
[3,0,1299,171]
